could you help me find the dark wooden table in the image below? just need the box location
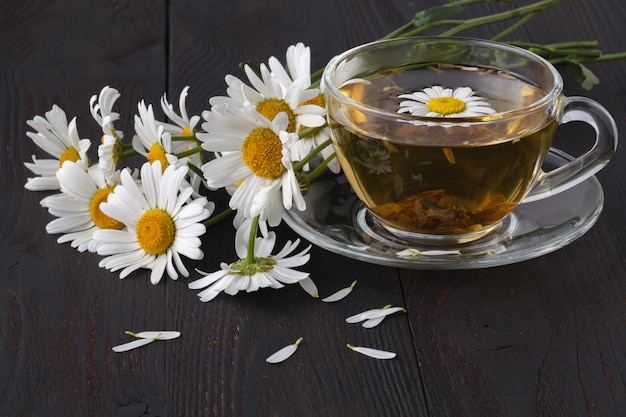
[1,0,625,416]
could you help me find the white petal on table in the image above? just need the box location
[112,338,156,352]
[321,280,357,303]
[347,344,396,360]
[266,337,303,364]
[112,330,181,352]
[133,331,181,340]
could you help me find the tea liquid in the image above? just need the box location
[330,66,556,236]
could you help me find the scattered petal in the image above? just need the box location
[112,338,155,352]
[346,305,406,328]
[112,330,181,352]
[321,280,357,303]
[298,277,319,298]
[346,305,392,323]
[132,331,181,340]
[347,343,396,360]
[266,337,303,363]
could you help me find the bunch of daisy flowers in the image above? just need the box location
[23,0,626,298]
[24,43,334,296]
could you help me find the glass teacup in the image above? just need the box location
[322,37,618,245]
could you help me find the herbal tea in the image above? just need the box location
[329,66,556,238]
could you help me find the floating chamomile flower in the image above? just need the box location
[188,230,311,302]
[398,86,496,118]
[199,105,305,227]
[93,161,214,284]
[40,161,123,253]
[24,105,91,191]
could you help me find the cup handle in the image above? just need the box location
[523,96,618,203]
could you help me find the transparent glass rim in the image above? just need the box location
[322,36,564,125]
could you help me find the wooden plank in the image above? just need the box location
[0,0,169,415]
[399,0,626,415]
[167,0,430,415]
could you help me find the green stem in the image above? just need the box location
[120,148,138,159]
[246,216,260,264]
[175,145,203,159]
[203,207,234,228]
[186,161,204,179]
[304,153,337,182]
[382,0,500,39]
[490,11,538,41]
[293,138,333,171]
[440,0,565,36]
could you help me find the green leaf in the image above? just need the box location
[567,61,600,90]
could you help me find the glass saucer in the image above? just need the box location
[282,148,604,269]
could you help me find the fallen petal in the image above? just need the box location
[347,343,396,360]
[362,316,386,328]
[321,280,357,303]
[133,331,181,340]
[112,338,155,352]
[266,337,303,364]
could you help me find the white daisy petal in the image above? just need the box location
[298,277,319,298]
[321,280,357,303]
[133,331,181,340]
[347,344,396,359]
[112,338,155,352]
[266,337,303,363]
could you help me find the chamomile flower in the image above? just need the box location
[98,134,123,179]
[199,105,305,227]
[131,101,182,172]
[188,230,311,302]
[397,86,495,118]
[93,161,214,284]
[24,105,91,191]
[160,86,204,193]
[40,161,123,253]
[89,86,123,138]
[210,57,325,133]
[160,86,201,137]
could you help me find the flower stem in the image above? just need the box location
[175,145,203,159]
[246,215,260,264]
[203,207,233,227]
[440,0,565,36]
[293,138,333,171]
[304,152,337,182]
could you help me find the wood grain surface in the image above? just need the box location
[1,0,624,416]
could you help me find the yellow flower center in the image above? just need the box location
[256,98,297,132]
[298,94,326,133]
[148,142,170,172]
[180,126,193,137]
[136,208,176,255]
[426,97,466,115]
[89,186,124,229]
[301,93,326,108]
[241,128,286,179]
[59,147,81,167]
